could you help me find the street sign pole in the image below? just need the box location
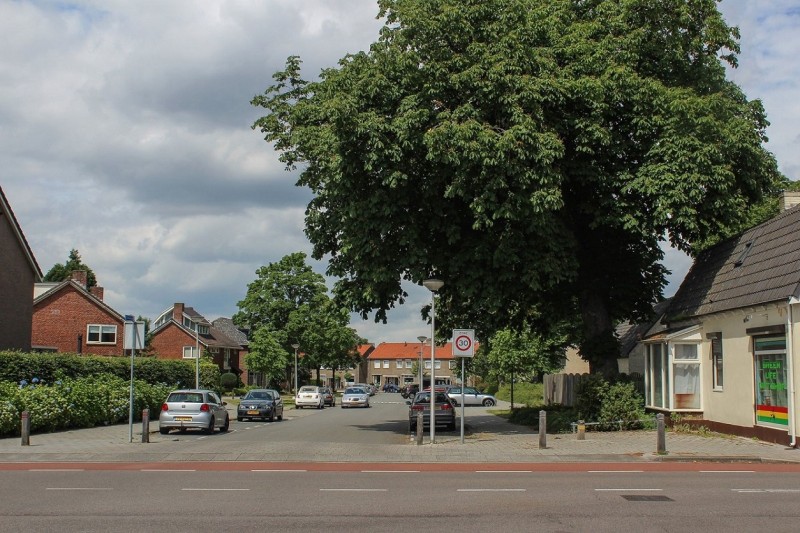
[452,329,475,445]
[460,356,465,444]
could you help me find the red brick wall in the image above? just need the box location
[150,322,198,360]
[32,285,123,356]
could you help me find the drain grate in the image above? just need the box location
[622,495,673,502]
[622,494,675,502]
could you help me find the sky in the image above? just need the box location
[2,0,799,345]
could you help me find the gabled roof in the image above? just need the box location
[211,317,249,347]
[33,279,123,321]
[151,306,241,350]
[667,204,800,321]
[0,186,42,280]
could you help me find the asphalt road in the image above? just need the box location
[2,469,799,532]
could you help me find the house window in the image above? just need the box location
[754,336,789,427]
[673,344,700,409]
[373,360,380,368]
[383,360,390,368]
[449,360,458,370]
[711,336,723,390]
[183,346,199,359]
[224,352,231,369]
[425,360,432,369]
[397,360,404,368]
[434,360,441,370]
[87,325,116,344]
[406,360,413,368]
[646,343,667,409]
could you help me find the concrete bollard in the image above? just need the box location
[656,413,666,454]
[539,410,547,449]
[577,420,585,440]
[142,408,150,443]
[416,411,423,445]
[21,410,30,446]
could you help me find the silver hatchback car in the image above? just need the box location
[159,389,230,434]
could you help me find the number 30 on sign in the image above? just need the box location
[452,329,475,357]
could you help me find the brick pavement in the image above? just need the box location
[1,402,799,464]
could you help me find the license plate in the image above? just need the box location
[175,416,192,421]
[247,410,259,415]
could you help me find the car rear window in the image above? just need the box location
[169,393,203,403]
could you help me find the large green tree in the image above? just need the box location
[252,0,782,377]
[43,249,97,288]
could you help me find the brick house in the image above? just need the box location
[0,186,42,351]
[150,303,242,376]
[367,340,463,389]
[31,271,124,355]
[212,317,250,382]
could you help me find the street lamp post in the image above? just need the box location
[291,344,300,395]
[195,321,201,389]
[422,278,444,444]
[416,336,427,392]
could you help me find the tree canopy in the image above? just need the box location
[252,0,783,377]
[43,249,97,288]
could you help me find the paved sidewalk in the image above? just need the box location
[1,406,798,464]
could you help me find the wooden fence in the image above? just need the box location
[543,372,644,407]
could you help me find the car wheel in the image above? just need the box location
[159,427,170,435]
[205,417,215,434]
[220,415,230,432]
[483,398,495,407]
[296,405,302,409]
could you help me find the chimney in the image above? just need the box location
[70,270,88,289]
[173,303,185,321]
[780,191,800,211]
[89,286,104,301]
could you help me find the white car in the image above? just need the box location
[446,387,497,407]
[341,387,370,408]
[295,386,325,409]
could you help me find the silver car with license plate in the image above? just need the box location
[341,387,370,408]
[159,389,229,434]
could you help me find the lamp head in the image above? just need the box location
[422,278,444,292]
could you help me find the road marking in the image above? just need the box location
[733,489,800,493]
[46,487,112,491]
[475,470,532,473]
[142,469,196,472]
[320,488,388,492]
[588,470,644,473]
[700,470,755,473]
[457,489,527,492]
[595,488,662,492]
[361,470,419,473]
[182,488,250,491]
[252,469,307,472]
[30,468,85,472]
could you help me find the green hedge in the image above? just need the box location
[0,375,173,437]
[0,350,220,389]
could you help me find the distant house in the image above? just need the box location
[212,317,251,382]
[32,270,124,355]
[0,186,42,351]
[367,340,468,389]
[646,192,800,445]
[150,303,242,376]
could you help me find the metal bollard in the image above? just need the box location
[577,420,585,440]
[656,413,666,454]
[142,408,150,443]
[21,411,30,446]
[539,410,547,449]
[416,411,423,445]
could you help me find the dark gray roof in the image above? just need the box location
[211,317,249,347]
[616,298,672,356]
[666,204,800,321]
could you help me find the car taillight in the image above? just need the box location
[411,405,424,411]
[200,404,210,412]
[161,403,168,411]
[440,403,452,410]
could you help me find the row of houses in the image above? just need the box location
[4,184,800,445]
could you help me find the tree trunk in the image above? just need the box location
[579,289,620,380]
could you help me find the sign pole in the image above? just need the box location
[460,356,465,444]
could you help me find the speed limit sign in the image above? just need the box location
[452,329,475,357]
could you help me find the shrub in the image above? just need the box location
[598,381,649,430]
[494,382,543,406]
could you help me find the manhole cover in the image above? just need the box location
[622,495,673,502]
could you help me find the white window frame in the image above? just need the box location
[711,334,723,391]
[434,360,441,370]
[383,360,390,368]
[87,324,117,344]
[644,326,702,412]
[183,346,199,359]
[396,360,404,368]
[406,360,413,368]
[373,360,380,368]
